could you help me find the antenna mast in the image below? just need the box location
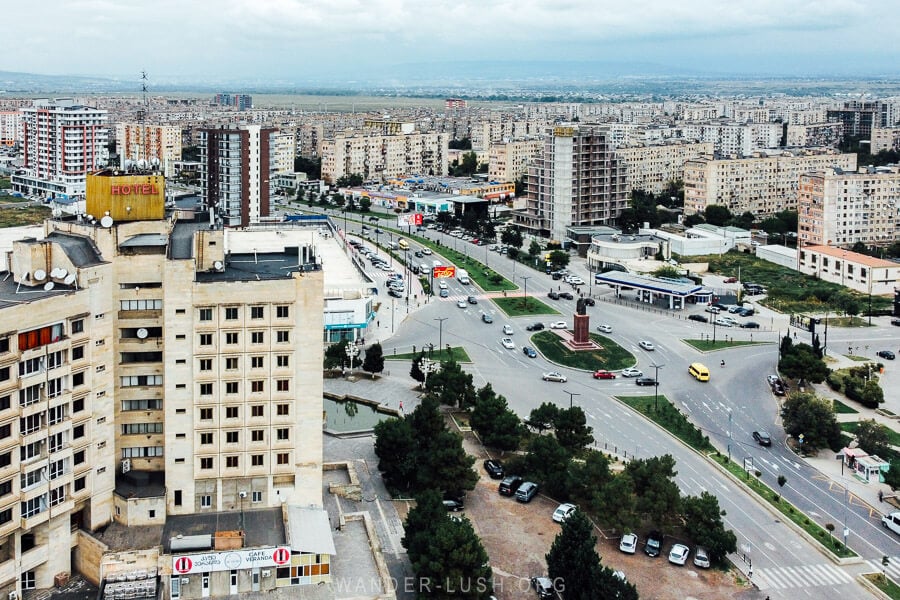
[137,71,150,167]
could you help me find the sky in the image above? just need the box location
[4,0,900,83]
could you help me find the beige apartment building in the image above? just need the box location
[0,171,325,599]
[614,140,713,196]
[487,138,542,182]
[115,123,182,177]
[320,128,449,183]
[870,127,900,154]
[683,150,858,217]
[798,166,900,247]
[785,122,844,148]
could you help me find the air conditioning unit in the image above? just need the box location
[261,570,271,578]
[180,578,190,584]
[121,459,131,474]
[10,591,18,600]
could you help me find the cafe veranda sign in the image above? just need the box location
[172,547,291,574]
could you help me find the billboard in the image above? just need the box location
[398,213,424,227]
[172,547,291,574]
[432,266,456,279]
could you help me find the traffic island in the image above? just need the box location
[531,331,633,371]
[493,296,559,317]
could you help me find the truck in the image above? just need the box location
[457,269,470,284]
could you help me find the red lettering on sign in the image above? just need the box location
[111,184,159,196]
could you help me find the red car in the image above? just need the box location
[593,370,616,380]
[724,277,738,283]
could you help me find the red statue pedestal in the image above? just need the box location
[572,314,591,347]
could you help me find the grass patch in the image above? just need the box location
[840,421,900,446]
[493,296,560,317]
[532,331,635,371]
[864,573,900,599]
[683,339,766,351]
[831,398,859,414]
[828,316,873,327]
[710,453,858,559]
[617,395,714,452]
[408,235,516,292]
[385,346,471,363]
[0,203,52,227]
[846,355,870,362]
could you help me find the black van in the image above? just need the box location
[498,475,523,496]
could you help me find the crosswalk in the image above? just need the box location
[866,557,900,585]
[752,563,854,590]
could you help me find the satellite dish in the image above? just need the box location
[56,269,68,279]
[33,269,46,281]
[100,215,114,228]
[48,268,59,278]
[214,261,224,271]
[86,215,94,222]
[22,271,31,281]
[64,274,76,286]
[43,282,55,291]
[136,328,149,339]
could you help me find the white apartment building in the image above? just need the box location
[679,122,782,157]
[798,245,899,295]
[320,129,448,183]
[0,171,326,598]
[683,150,858,217]
[11,99,109,199]
[798,166,900,247]
[115,123,182,177]
[469,119,546,152]
[487,138,542,183]
[614,140,714,196]
[271,130,297,175]
[0,111,20,146]
[785,122,844,148]
[870,127,900,154]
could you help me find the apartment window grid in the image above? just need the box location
[122,423,163,435]
[122,447,164,458]
[120,299,162,311]
[121,375,163,387]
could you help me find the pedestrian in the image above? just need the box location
[377,320,380,327]
[748,566,753,579]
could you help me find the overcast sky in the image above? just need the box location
[4,0,899,82]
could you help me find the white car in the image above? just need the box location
[619,533,638,554]
[549,321,568,330]
[422,248,432,255]
[693,547,710,568]
[596,324,613,333]
[714,317,733,327]
[502,325,513,335]
[621,367,643,378]
[542,371,567,383]
[439,281,448,290]
[501,338,515,349]
[638,340,655,351]
[568,276,584,285]
[552,503,576,523]
[668,544,690,566]
[456,300,467,308]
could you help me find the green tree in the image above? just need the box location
[448,138,472,150]
[566,450,612,508]
[413,516,493,600]
[885,460,900,491]
[294,156,322,180]
[336,174,364,187]
[428,358,477,409]
[402,489,445,563]
[410,351,426,385]
[420,430,479,496]
[528,402,560,433]
[779,343,830,383]
[683,213,705,227]
[295,186,305,202]
[324,340,349,369]
[703,204,732,226]
[592,472,638,533]
[359,196,371,212]
[854,419,891,456]
[553,407,594,455]
[500,226,523,250]
[625,455,681,527]
[860,379,885,408]
[652,266,681,279]
[524,435,571,499]
[728,211,756,230]
[362,343,385,377]
[548,250,570,270]
[681,492,737,564]
[546,511,601,600]
[470,384,523,451]
[781,392,842,450]
[528,239,543,259]
[374,418,418,491]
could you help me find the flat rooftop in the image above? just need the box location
[163,507,286,552]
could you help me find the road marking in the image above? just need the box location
[753,563,853,590]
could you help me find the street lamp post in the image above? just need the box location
[521,275,531,311]
[727,408,733,463]
[563,389,580,409]
[421,357,439,390]
[651,363,664,412]
[345,342,360,374]
[434,317,448,358]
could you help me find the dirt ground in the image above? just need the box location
[459,432,758,600]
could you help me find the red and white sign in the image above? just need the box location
[397,213,424,227]
[432,266,456,279]
[171,547,291,574]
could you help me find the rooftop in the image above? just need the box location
[595,270,703,296]
[803,245,899,268]
[163,507,286,553]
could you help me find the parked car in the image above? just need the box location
[482,313,493,323]
[542,371,567,383]
[644,531,663,557]
[388,289,403,298]
[516,481,539,503]
[693,547,711,568]
[439,289,449,298]
[484,459,504,479]
[724,277,738,283]
[621,367,643,378]
[619,533,638,554]
[635,377,657,386]
[422,248,432,255]
[638,340,655,351]
[530,576,555,599]
[523,346,537,358]
[467,296,478,305]
[549,321,568,329]
[456,300,467,308]
[526,322,545,331]
[705,306,720,314]
[583,298,595,306]
[547,291,560,300]
[552,503,576,523]
[877,350,895,360]
[593,370,616,380]
[501,337,515,349]
[498,475,524,496]
[727,305,743,314]
[753,430,772,446]
[738,307,755,316]
[596,324,613,333]
[892,319,900,326]
[443,499,464,512]
[741,321,760,329]
[882,511,900,535]
[559,291,574,300]
[688,314,708,323]
[714,317,733,327]
[668,544,690,565]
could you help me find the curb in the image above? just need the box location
[857,573,895,600]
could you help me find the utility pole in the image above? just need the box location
[521,275,531,311]
[727,408,733,463]
[434,317,448,358]
[651,363,664,412]
[563,389,580,409]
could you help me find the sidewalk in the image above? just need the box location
[327,364,426,417]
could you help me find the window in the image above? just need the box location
[73,424,85,439]
[0,423,10,440]
[0,337,8,353]
[225,332,238,345]
[277,404,289,416]
[47,376,66,398]
[200,408,213,420]
[200,432,213,445]
[276,380,290,392]
[0,395,7,411]
[121,375,163,387]
[122,447,163,458]
[251,405,264,417]
[21,441,42,462]
[251,454,264,466]
[73,397,85,413]
[200,333,213,346]
[49,458,67,480]
[226,456,238,468]
[200,457,213,470]
[199,358,212,371]
[251,306,264,319]
[277,453,289,465]
[0,508,10,524]
[22,570,36,590]
[18,357,42,377]
[21,468,43,489]
[18,323,64,351]
[251,430,264,442]
[226,431,239,443]
[72,371,85,387]
[251,380,264,393]
[49,432,65,453]
[252,491,262,503]
[251,331,264,344]
[122,398,162,411]
[174,490,182,506]
[48,405,67,425]
[277,355,290,368]
[19,384,41,407]
[74,476,86,492]
[277,305,289,318]
[277,428,289,441]
[251,356,264,369]
[0,452,9,467]
[199,308,213,321]
[120,299,162,311]
[74,450,85,465]
[20,414,43,435]
[201,495,212,508]
[200,383,213,396]
[225,406,238,419]
[72,345,85,360]
[225,307,239,320]
[122,423,163,434]
[226,382,238,394]
[71,319,84,333]
[276,330,290,343]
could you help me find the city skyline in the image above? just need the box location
[3,0,900,84]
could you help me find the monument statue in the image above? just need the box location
[576,297,587,315]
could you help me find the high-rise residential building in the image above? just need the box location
[785,122,844,148]
[319,127,448,183]
[198,125,277,227]
[213,94,252,111]
[488,138,543,183]
[798,166,900,247]
[0,111,19,146]
[10,98,108,198]
[683,150,858,217]
[518,125,627,240]
[270,130,297,175]
[678,122,782,157]
[614,140,714,196]
[870,127,900,154]
[115,123,182,177]
[827,101,884,139]
[0,170,326,598]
